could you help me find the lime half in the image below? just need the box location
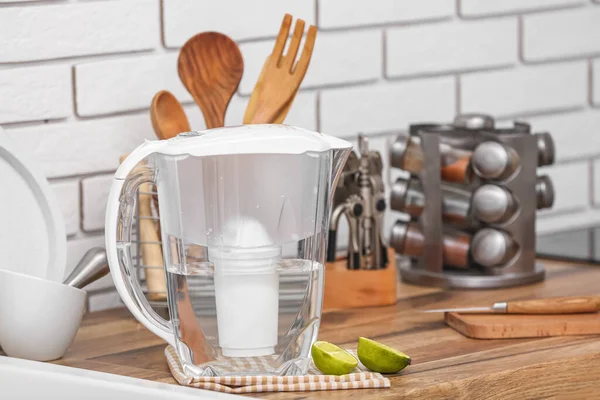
[311,341,358,375]
[357,337,411,374]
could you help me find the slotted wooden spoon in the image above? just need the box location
[178,32,243,129]
[244,14,317,124]
[244,55,296,124]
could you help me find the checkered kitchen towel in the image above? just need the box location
[165,346,390,393]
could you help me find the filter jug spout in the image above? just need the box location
[330,146,352,202]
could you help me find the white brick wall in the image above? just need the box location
[4,115,155,178]
[239,30,381,94]
[162,0,314,47]
[320,78,456,136]
[0,65,72,124]
[523,8,600,62]
[539,162,589,214]
[51,180,80,237]
[0,0,160,63]
[75,54,191,117]
[461,62,587,118]
[522,110,600,162]
[81,175,113,232]
[386,18,517,78]
[1,0,599,310]
[318,0,453,29]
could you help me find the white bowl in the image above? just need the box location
[0,269,86,361]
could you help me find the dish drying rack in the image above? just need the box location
[129,185,307,317]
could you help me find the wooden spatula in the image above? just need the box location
[244,14,316,124]
[178,32,243,129]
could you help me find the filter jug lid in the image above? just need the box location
[153,124,351,157]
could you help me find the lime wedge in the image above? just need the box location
[311,341,358,375]
[357,337,411,374]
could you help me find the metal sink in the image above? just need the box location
[0,356,241,399]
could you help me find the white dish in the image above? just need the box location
[0,269,86,361]
[0,132,66,282]
[0,355,240,399]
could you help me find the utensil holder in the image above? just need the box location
[390,116,554,289]
[323,248,397,311]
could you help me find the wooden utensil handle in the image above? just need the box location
[507,296,600,314]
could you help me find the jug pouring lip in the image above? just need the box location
[154,124,351,157]
[116,124,352,179]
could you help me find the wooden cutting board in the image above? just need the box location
[445,312,600,339]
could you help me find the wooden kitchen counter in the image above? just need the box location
[52,259,600,399]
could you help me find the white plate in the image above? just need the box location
[0,356,240,399]
[0,131,66,282]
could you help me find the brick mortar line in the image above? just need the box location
[547,154,600,167]
[65,231,105,245]
[159,0,167,48]
[47,176,83,184]
[454,75,461,115]
[8,58,588,126]
[382,29,388,79]
[3,97,597,140]
[0,48,162,69]
[522,52,600,66]
[497,107,599,122]
[7,99,597,141]
[538,206,596,220]
[0,0,69,9]
[518,16,525,63]
[78,178,85,238]
[589,59,596,106]
[385,64,516,84]
[48,169,118,182]
[587,228,595,259]
[316,16,453,33]
[70,65,78,119]
[486,105,587,122]
[544,157,600,168]
[456,2,586,20]
[315,91,321,132]
[589,159,596,206]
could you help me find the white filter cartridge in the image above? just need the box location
[210,218,280,357]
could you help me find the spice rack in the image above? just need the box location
[389,114,555,289]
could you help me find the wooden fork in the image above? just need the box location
[244,14,317,124]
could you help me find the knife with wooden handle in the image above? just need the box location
[422,296,600,314]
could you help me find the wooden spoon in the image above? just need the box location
[150,90,191,140]
[178,32,243,128]
[132,91,190,302]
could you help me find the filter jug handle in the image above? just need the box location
[105,141,175,346]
